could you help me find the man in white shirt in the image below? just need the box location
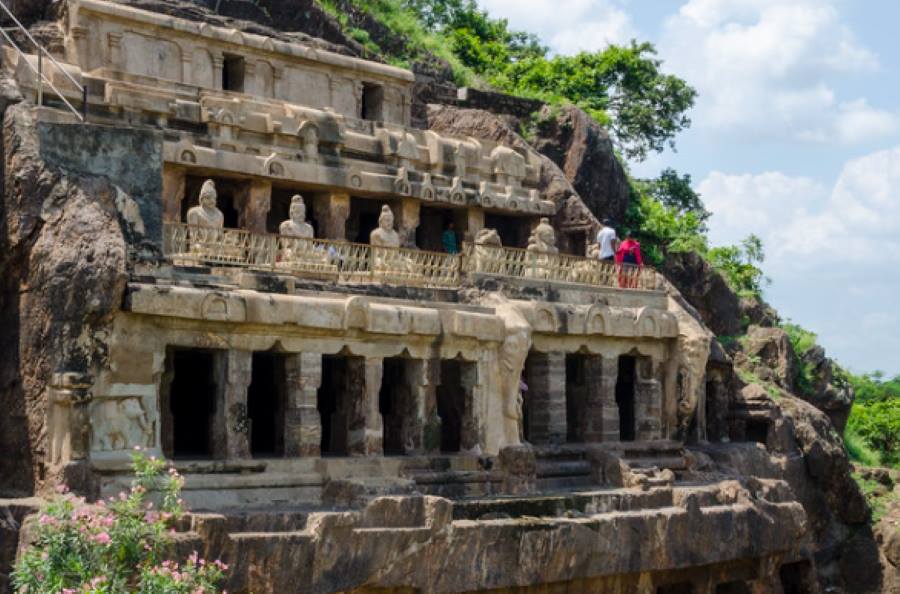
[596,219,618,262]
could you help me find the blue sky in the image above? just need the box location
[477,0,900,376]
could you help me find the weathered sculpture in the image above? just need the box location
[525,217,558,279]
[186,179,224,229]
[370,204,417,280]
[279,195,314,239]
[369,204,401,247]
[472,227,503,275]
[526,217,558,255]
[277,194,334,274]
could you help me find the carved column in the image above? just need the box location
[403,359,436,454]
[215,350,251,460]
[284,353,322,457]
[460,207,484,243]
[313,191,351,240]
[162,165,187,223]
[582,356,606,443]
[397,197,420,248]
[524,352,566,445]
[599,356,620,442]
[180,53,192,85]
[106,32,123,71]
[235,180,272,233]
[460,361,482,452]
[212,55,224,90]
[345,356,382,456]
[417,359,441,453]
[243,61,257,95]
[635,357,664,440]
[47,372,93,466]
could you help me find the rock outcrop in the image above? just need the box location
[530,104,631,225]
[660,250,743,337]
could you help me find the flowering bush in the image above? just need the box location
[12,450,227,593]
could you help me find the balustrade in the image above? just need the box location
[163,222,660,291]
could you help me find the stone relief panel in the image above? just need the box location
[192,48,214,88]
[122,32,182,81]
[285,68,330,109]
[91,396,154,451]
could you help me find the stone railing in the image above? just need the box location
[461,243,659,291]
[163,223,661,291]
[163,223,462,288]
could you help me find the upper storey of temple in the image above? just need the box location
[6,0,555,220]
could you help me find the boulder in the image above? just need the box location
[529,105,630,224]
[743,325,797,392]
[801,345,854,432]
[660,250,742,337]
[740,295,779,328]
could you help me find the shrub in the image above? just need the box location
[845,425,882,467]
[12,451,227,593]
[847,398,900,468]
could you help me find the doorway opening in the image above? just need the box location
[165,348,218,459]
[247,352,286,457]
[616,355,636,441]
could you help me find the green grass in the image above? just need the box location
[845,425,883,467]
[851,471,898,523]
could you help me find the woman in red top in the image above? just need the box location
[614,231,643,287]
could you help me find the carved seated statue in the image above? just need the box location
[277,195,334,275]
[184,179,230,259]
[525,217,559,279]
[186,179,225,230]
[369,204,418,281]
[472,228,504,275]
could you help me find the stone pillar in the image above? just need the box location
[345,357,382,456]
[599,356,620,442]
[314,191,351,240]
[47,372,93,466]
[397,197,420,248]
[234,180,272,233]
[635,357,664,440]
[460,361,481,452]
[215,350,251,460]
[582,356,606,443]
[243,61,258,95]
[459,207,484,243]
[212,55,224,90]
[404,359,435,454]
[524,352,566,445]
[162,165,187,223]
[284,353,322,457]
[106,32,123,70]
[180,53,192,85]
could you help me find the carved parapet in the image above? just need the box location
[48,372,94,465]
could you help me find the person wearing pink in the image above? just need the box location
[614,231,643,287]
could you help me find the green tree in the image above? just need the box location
[706,234,769,297]
[646,168,709,221]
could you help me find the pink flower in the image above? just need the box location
[92,531,111,545]
[55,484,70,494]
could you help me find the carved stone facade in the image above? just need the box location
[0,2,821,592]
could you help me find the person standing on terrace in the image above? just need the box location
[615,230,644,288]
[442,221,459,254]
[596,219,618,262]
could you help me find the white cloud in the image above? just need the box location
[476,0,637,53]
[699,146,900,373]
[661,0,895,146]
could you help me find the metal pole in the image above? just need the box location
[36,50,42,107]
[81,85,87,122]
